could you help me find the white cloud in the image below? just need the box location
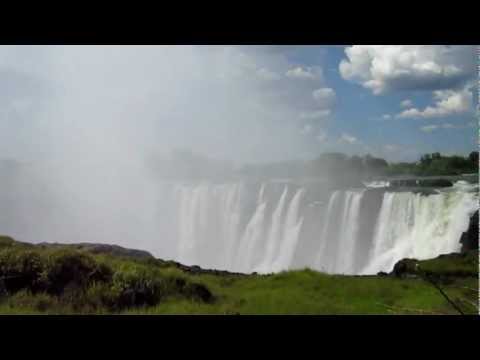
[401,99,413,108]
[299,109,331,120]
[382,114,392,120]
[286,66,322,80]
[397,86,473,119]
[256,67,281,81]
[339,45,475,94]
[316,130,327,143]
[312,88,336,108]
[339,133,358,144]
[420,122,469,132]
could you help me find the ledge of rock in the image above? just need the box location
[37,242,155,260]
[460,210,478,252]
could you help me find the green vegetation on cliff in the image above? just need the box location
[237,151,478,183]
[0,236,478,315]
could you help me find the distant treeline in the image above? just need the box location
[240,151,479,179]
[384,152,479,177]
[150,150,479,181]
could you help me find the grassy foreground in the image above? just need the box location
[0,235,478,315]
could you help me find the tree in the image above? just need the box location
[420,154,432,166]
[468,151,479,168]
[363,155,388,174]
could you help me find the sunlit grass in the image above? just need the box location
[1,236,478,315]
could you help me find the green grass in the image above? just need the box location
[418,252,478,277]
[124,270,478,315]
[1,236,478,315]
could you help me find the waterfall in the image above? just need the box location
[335,190,365,274]
[269,188,305,273]
[315,190,341,272]
[313,190,365,274]
[237,185,268,272]
[2,176,477,275]
[164,180,478,274]
[361,184,478,274]
[255,186,289,273]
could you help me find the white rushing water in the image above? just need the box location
[154,180,478,275]
[361,181,479,274]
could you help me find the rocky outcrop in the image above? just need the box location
[389,178,453,188]
[391,258,419,278]
[460,210,478,252]
[38,242,155,260]
[160,260,247,277]
[388,251,478,279]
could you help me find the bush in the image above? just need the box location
[0,247,113,296]
[0,248,45,293]
[42,250,113,295]
[0,237,215,313]
[4,290,60,312]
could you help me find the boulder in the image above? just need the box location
[391,258,418,277]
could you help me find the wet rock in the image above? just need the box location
[460,210,478,252]
[391,259,418,278]
[390,178,453,188]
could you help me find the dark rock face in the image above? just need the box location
[166,261,247,277]
[390,179,453,188]
[460,211,478,252]
[391,258,419,278]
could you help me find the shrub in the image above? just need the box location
[4,290,60,312]
[0,238,215,313]
[42,250,113,295]
[0,248,45,293]
[110,268,165,309]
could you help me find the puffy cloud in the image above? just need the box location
[339,133,359,144]
[286,66,322,80]
[339,45,475,94]
[401,99,413,108]
[397,86,473,119]
[312,87,336,108]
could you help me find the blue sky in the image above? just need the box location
[0,45,477,164]
[279,45,478,162]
